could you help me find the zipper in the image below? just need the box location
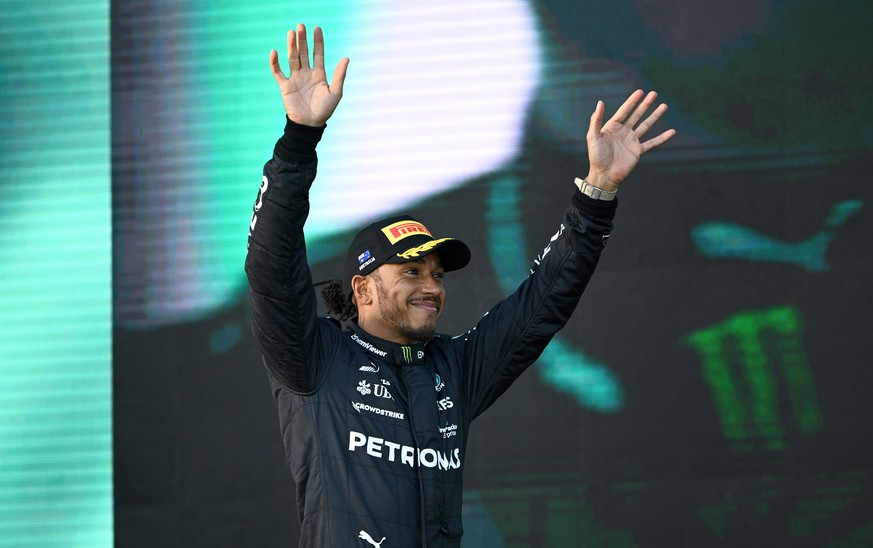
[396,366,429,546]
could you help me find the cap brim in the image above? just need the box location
[386,238,471,272]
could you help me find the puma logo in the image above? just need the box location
[358,530,386,547]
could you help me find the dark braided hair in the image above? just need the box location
[313,279,357,321]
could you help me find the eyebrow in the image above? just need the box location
[405,257,444,269]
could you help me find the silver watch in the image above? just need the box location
[575,177,617,201]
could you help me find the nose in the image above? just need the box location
[420,279,440,294]
[419,272,445,294]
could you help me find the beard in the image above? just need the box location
[374,280,438,343]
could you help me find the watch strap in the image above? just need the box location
[574,177,617,201]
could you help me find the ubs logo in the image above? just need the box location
[373,384,393,399]
[357,380,393,400]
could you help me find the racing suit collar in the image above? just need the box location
[345,321,427,366]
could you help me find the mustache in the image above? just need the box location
[408,296,440,306]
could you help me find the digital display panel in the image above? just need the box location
[0,2,112,546]
[2,1,871,546]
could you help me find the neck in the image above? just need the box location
[357,314,416,345]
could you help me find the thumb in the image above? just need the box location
[270,49,287,85]
[330,57,350,97]
[587,100,604,143]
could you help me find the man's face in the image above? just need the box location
[369,253,445,344]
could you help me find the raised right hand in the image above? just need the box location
[271,24,349,127]
[584,90,676,191]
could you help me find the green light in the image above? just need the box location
[685,306,822,451]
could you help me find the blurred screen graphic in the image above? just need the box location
[0,2,112,546]
[2,0,871,546]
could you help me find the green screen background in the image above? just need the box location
[0,2,112,546]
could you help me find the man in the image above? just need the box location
[245,24,675,547]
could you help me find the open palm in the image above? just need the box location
[586,90,676,191]
[271,24,349,127]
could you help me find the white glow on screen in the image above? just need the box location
[309,0,541,236]
[115,0,541,324]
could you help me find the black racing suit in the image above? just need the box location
[245,119,617,547]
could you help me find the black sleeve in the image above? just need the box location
[244,118,338,393]
[456,188,616,419]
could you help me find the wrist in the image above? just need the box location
[582,173,619,193]
[574,177,617,201]
[274,117,326,162]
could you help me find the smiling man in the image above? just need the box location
[245,24,674,547]
[339,214,471,345]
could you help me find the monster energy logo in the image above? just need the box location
[401,346,412,363]
[685,306,822,451]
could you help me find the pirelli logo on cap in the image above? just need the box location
[381,220,432,245]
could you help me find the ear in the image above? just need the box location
[351,275,372,305]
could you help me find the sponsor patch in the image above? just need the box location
[440,423,458,439]
[349,430,461,470]
[351,333,388,357]
[381,220,432,244]
[359,363,380,373]
[351,402,404,420]
[357,381,372,396]
[359,530,386,548]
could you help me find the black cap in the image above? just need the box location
[344,215,471,288]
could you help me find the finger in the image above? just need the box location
[587,100,605,141]
[287,29,299,71]
[297,23,311,69]
[625,90,657,128]
[330,57,350,98]
[610,89,645,124]
[269,49,287,84]
[641,128,677,154]
[313,26,325,71]
[634,102,668,138]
